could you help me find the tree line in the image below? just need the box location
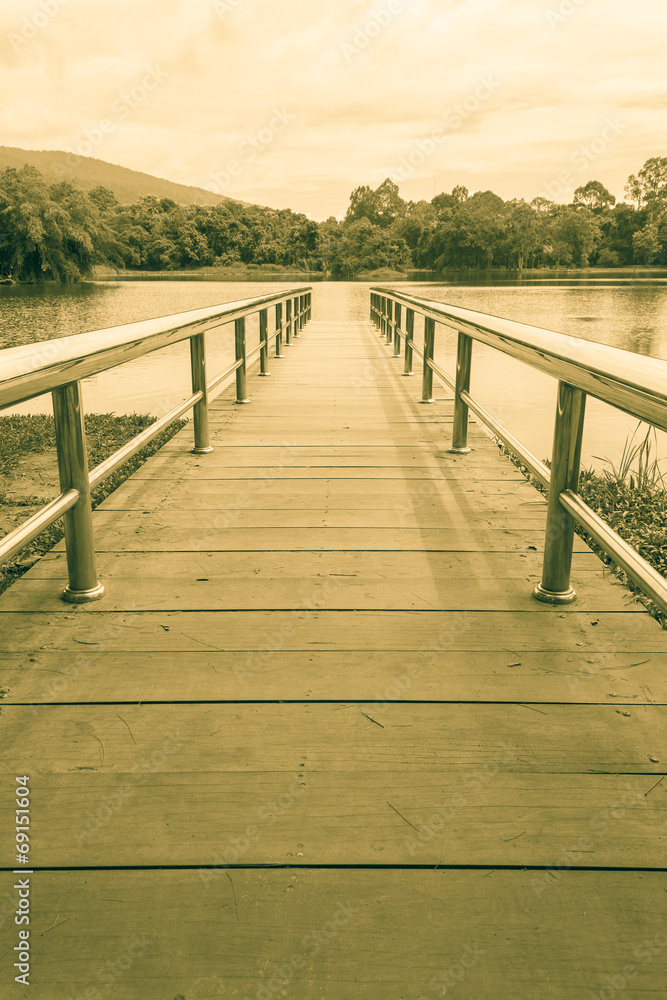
[0,157,665,282]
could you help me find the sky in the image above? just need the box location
[1,0,665,219]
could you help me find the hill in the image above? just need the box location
[0,146,239,207]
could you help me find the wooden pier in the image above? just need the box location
[1,314,667,998]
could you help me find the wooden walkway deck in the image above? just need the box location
[2,316,667,998]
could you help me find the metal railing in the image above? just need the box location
[0,287,312,602]
[370,287,667,614]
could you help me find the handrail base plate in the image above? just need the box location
[532,583,577,605]
[61,582,106,604]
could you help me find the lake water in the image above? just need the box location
[1,273,666,472]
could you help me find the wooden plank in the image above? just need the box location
[97,503,548,531]
[127,462,527,480]
[64,521,579,553]
[0,869,665,998]
[2,648,664,705]
[30,549,603,577]
[0,771,664,868]
[97,479,541,505]
[0,610,662,652]
[6,550,635,613]
[0,703,665,774]
[146,445,523,468]
[152,446,520,470]
[5,576,629,613]
[95,478,543,500]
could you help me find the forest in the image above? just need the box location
[0,157,665,282]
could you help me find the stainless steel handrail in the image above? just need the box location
[0,287,312,602]
[370,287,667,614]
[373,288,667,429]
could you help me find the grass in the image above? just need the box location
[497,423,667,625]
[593,422,665,492]
[0,412,186,595]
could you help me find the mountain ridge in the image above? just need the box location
[0,146,248,208]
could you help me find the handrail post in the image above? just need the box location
[386,299,393,345]
[534,381,587,604]
[52,381,105,603]
[449,332,473,454]
[285,299,293,346]
[259,308,270,376]
[379,297,385,336]
[275,303,284,357]
[235,317,250,403]
[300,294,305,330]
[293,296,300,337]
[403,308,414,375]
[393,303,402,357]
[308,291,312,321]
[421,317,435,403]
[190,333,213,453]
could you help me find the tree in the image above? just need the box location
[329,219,411,277]
[0,166,118,281]
[502,199,544,269]
[595,248,621,267]
[543,204,601,267]
[390,200,436,254]
[632,222,661,264]
[427,190,507,269]
[531,196,554,214]
[625,157,667,219]
[573,180,616,212]
[431,192,456,215]
[345,178,406,228]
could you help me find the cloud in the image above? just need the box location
[0,0,664,217]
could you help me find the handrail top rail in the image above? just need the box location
[371,286,667,430]
[0,285,311,409]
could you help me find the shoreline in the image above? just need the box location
[1,264,664,285]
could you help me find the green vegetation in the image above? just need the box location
[1,155,665,281]
[0,413,186,595]
[593,423,665,492]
